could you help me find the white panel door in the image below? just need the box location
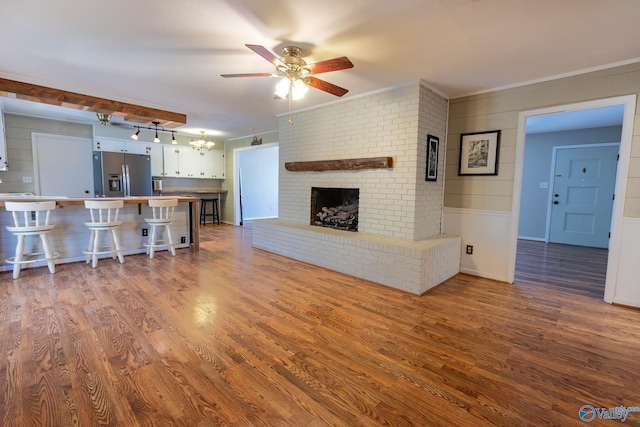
[33,133,94,197]
[549,145,619,248]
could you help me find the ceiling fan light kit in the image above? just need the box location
[221,44,353,100]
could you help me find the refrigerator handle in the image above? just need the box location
[123,164,130,197]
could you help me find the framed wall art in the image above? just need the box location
[458,130,500,176]
[426,134,439,181]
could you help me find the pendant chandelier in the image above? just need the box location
[190,131,215,151]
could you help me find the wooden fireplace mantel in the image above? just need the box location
[284,157,393,172]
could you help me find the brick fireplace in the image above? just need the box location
[310,187,359,231]
[252,82,460,294]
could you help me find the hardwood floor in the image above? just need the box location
[515,239,608,299]
[1,225,640,426]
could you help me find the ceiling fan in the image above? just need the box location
[221,44,354,98]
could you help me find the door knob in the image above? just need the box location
[553,201,559,205]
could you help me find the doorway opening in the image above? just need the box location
[510,96,636,302]
[233,143,279,228]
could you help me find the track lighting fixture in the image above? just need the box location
[131,121,174,144]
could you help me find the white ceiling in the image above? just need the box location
[1,0,639,140]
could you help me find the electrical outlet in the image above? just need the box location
[181,236,186,244]
[466,245,473,255]
[22,176,32,183]
[142,228,148,237]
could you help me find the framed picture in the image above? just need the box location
[426,134,439,181]
[458,130,500,175]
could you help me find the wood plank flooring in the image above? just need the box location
[515,239,608,299]
[1,225,640,426]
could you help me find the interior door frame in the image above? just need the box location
[232,142,279,226]
[545,142,620,244]
[508,94,637,303]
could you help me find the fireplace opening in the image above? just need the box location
[311,187,359,231]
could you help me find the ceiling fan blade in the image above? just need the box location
[220,72,272,78]
[307,77,349,97]
[307,57,354,75]
[245,44,281,65]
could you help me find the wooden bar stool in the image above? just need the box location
[200,198,219,226]
[83,200,124,268]
[144,199,177,259]
[4,201,59,279]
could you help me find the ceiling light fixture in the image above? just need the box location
[96,113,112,125]
[190,131,215,151]
[130,121,174,144]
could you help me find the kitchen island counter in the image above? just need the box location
[1,196,201,274]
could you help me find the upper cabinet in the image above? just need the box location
[196,149,225,179]
[94,137,152,155]
[97,139,225,180]
[161,146,224,179]
[210,150,225,179]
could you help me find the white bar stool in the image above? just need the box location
[4,201,59,279]
[144,199,177,259]
[83,200,124,268]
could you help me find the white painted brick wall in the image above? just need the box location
[253,219,461,294]
[254,82,458,293]
[278,82,447,241]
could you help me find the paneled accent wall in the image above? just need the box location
[446,62,640,215]
[444,62,640,306]
[0,114,92,193]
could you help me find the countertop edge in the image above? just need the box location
[0,196,200,207]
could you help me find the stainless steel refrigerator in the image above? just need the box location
[93,151,152,197]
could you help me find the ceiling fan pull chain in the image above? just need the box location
[288,81,294,125]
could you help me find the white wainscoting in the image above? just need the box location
[610,217,640,307]
[442,207,512,282]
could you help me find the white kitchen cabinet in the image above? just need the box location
[94,137,152,155]
[148,143,164,176]
[161,146,225,179]
[180,148,201,178]
[192,149,225,179]
[162,145,195,177]
[210,150,225,179]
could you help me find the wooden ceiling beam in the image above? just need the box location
[0,77,186,128]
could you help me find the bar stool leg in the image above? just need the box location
[91,230,101,268]
[111,229,124,264]
[13,235,25,279]
[148,225,157,259]
[165,225,176,256]
[40,233,56,274]
[86,230,95,265]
